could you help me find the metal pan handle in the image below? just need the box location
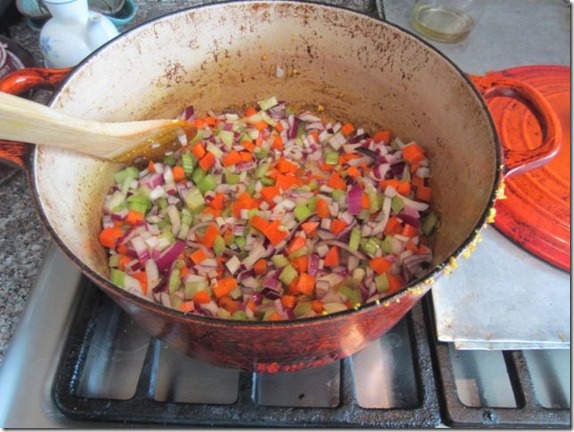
[470,74,562,177]
[0,67,72,170]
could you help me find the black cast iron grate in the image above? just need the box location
[52,280,442,428]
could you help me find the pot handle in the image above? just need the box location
[469,74,562,177]
[0,67,72,170]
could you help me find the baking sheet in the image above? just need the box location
[431,225,570,350]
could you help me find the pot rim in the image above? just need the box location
[30,0,503,328]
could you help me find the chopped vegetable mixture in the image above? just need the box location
[99,97,438,320]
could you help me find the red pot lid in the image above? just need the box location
[484,65,570,271]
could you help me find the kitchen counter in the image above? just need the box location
[0,0,569,366]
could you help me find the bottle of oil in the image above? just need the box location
[412,0,485,43]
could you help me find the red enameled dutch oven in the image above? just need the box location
[0,1,561,372]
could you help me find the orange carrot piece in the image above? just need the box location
[268,311,283,321]
[260,186,280,205]
[200,223,220,248]
[311,299,324,314]
[324,246,340,267]
[193,290,211,304]
[276,157,298,174]
[301,221,319,236]
[415,185,433,203]
[253,120,268,131]
[281,295,297,309]
[272,134,284,151]
[384,216,403,235]
[131,271,148,295]
[147,160,156,173]
[373,130,392,144]
[125,210,145,226]
[402,142,426,164]
[401,223,419,238]
[244,106,257,117]
[172,165,185,182]
[411,174,426,188]
[340,122,355,137]
[330,219,348,235]
[346,165,361,179]
[190,248,208,264]
[253,258,268,275]
[315,198,331,218]
[296,273,316,296]
[180,301,195,313]
[397,181,412,196]
[241,139,255,152]
[361,192,370,209]
[192,142,206,159]
[287,235,306,255]
[379,178,400,191]
[198,151,216,171]
[208,192,226,210]
[387,272,405,292]
[118,255,132,271]
[327,172,347,190]
[291,255,309,273]
[263,220,288,245]
[370,257,392,275]
[249,214,270,233]
[222,150,242,166]
[212,276,238,299]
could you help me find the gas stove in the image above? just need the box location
[0,0,570,428]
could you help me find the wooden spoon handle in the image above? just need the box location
[0,92,193,161]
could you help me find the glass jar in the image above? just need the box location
[411,0,486,43]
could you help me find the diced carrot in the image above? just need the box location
[172,165,185,182]
[324,246,340,267]
[246,298,257,312]
[190,248,208,264]
[397,181,411,196]
[276,157,298,174]
[315,198,331,218]
[117,244,129,255]
[253,120,268,131]
[202,207,221,218]
[296,273,316,296]
[387,272,405,292]
[384,216,403,235]
[415,185,433,203]
[193,290,211,304]
[281,295,297,309]
[131,271,148,295]
[330,219,348,235]
[198,151,216,171]
[301,221,319,236]
[222,150,242,166]
[346,165,361,179]
[208,192,226,210]
[244,106,257,117]
[180,301,195,313]
[361,192,370,209]
[99,226,123,248]
[253,259,268,275]
[401,223,419,238]
[263,220,288,245]
[260,186,280,205]
[212,276,238,299]
[327,172,347,190]
[272,134,283,151]
[291,255,309,273]
[241,139,255,152]
[309,129,319,143]
[249,214,270,233]
[179,266,190,280]
[200,223,220,248]
[125,210,145,226]
[287,235,306,255]
[287,276,300,295]
[340,122,355,137]
[219,295,242,313]
[311,299,324,314]
[267,311,283,321]
[118,255,132,271]
[192,142,206,159]
[379,178,400,191]
[274,122,284,133]
[319,162,335,172]
[147,160,156,173]
[402,142,426,164]
[193,118,206,129]
[239,151,253,162]
[275,173,302,191]
[203,116,217,126]
[411,174,426,188]
[370,257,392,275]
[373,130,392,144]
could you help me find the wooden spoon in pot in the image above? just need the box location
[0,92,197,164]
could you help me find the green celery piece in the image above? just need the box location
[234,236,247,250]
[219,130,235,149]
[163,153,176,166]
[339,285,362,306]
[375,273,390,293]
[379,236,393,254]
[224,170,240,185]
[258,96,278,111]
[294,204,312,222]
[279,264,298,285]
[231,310,248,320]
[361,237,380,257]
[255,162,270,179]
[181,153,196,175]
[422,211,438,236]
[213,235,226,256]
[184,189,205,210]
[349,227,361,251]
[156,197,168,210]
[331,189,346,203]
[391,196,405,214]
[324,150,339,165]
[272,254,290,268]
[168,268,181,293]
[191,167,207,185]
[261,176,275,186]
[184,280,209,299]
[108,254,121,268]
[110,269,126,287]
[114,166,139,185]
[307,196,317,212]
[293,301,313,318]
[189,128,204,145]
[198,174,217,194]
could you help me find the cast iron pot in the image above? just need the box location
[0,1,560,373]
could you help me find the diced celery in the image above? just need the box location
[375,273,390,293]
[198,174,217,194]
[231,310,248,320]
[294,204,312,222]
[307,196,317,212]
[261,177,275,186]
[217,308,232,319]
[224,170,240,185]
[391,196,404,214]
[218,130,235,149]
[168,268,181,293]
[324,150,339,165]
[114,166,139,185]
[191,167,207,185]
[255,162,270,179]
[234,236,247,250]
[213,235,226,256]
[289,247,308,259]
[163,153,176,166]
[339,285,361,306]
[349,227,361,251]
[332,189,346,203]
[110,269,126,287]
[422,211,438,236]
[156,197,168,210]
[254,148,269,159]
[258,96,278,111]
[279,264,298,285]
[293,301,313,317]
[272,254,290,268]
[184,279,209,299]
[170,295,182,310]
[380,235,393,254]
[184,189,205,210]
[181,153,196,175]
[361,237,380,257]
[108,254,121,268]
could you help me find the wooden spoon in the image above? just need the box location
[0,92,197,163]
